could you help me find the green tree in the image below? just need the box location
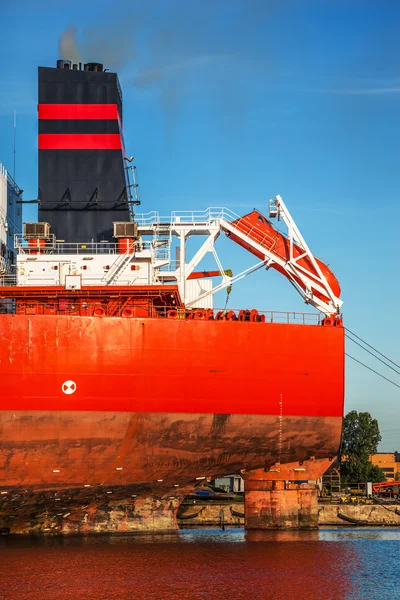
[339,410,383,483]
[367,464,386,483]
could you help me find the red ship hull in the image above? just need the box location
[0,59,345,533]
[0,314,344,532]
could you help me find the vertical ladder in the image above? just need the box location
[153,224,171,262]
[0,256,7,274]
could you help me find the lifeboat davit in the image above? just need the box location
[227,211,341,303]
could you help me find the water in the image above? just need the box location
[0,528,399,600]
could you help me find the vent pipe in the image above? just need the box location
[57,59,71,70]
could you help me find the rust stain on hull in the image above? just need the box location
[0,412,342,488]
[0,412,342,533]
[0,315,344,532]
[0,485,191,535]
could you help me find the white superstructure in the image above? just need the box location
[12,197,342,316]
[0,162,22,275]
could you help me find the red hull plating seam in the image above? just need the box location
[0,316,344,416]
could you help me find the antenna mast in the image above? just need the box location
[13,110,16,180]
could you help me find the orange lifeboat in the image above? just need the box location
[228,211,340,303]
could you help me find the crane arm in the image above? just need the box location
[220,196,342,316]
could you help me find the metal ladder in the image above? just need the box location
[102,252,133,285]
[0,256,7,274]
[153,224,171,262]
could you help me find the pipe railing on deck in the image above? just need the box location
[0,300,324,325]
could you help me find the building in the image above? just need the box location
[370,452,400,481]
[0,162,23,277]
[215,475,245,493]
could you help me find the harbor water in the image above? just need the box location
[0,528,398,599]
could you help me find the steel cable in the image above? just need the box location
[345,353,400,389]
[345,333,400,377]
[345,327,400,370]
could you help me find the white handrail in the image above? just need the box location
[136,207,243,227]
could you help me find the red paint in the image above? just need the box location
[228,211,341,303]
[188,271,222,279]
[27,238,46,254]
[118,238,135,254]
[38,103,120,120]
[0,314,344,416]
[0,524,359,596]
[372,480,400,493]
[0,285,344,503]
[38,134,122,150]
[0,410,342,489]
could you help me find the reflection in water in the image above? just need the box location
[0,528,398,599]
[245,529,320,542]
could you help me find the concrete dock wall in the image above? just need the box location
[319,504,400,526]
[178,500,400,528]
[178,501,244,527]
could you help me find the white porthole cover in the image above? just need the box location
[62,380,77,395]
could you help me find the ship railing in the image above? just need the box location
[0,299,323,325]
[14,238,153,255]
[135,208,280,251]
[136,207,242,227]
[157,307,323,325]
[0,256,7,274]
[135,208,284,250]
[0,162,23,196]
[53,242,118,255]
[159,260,179,272]
[135,211,163,226]
[14,233,57,251]
[170,207,242,224]
[0,275,17,287]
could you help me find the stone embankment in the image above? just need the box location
[177,499,400,527]
[319,503,400,526]
[178,499,244,527]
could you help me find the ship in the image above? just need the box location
[0,59,344,534]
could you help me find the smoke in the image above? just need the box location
[81,22,136,72]
[58,27,81,63]
[127,6,253,131]
[57,1,281,130]
[58,20,136,71]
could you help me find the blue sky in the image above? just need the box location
[0,0,399,451]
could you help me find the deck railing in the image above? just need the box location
[0,300,323,325]
[135,207,241,227]
[14,236,153,256]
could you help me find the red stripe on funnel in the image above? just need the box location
[38,104,119,120]
[38,134,122,150]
